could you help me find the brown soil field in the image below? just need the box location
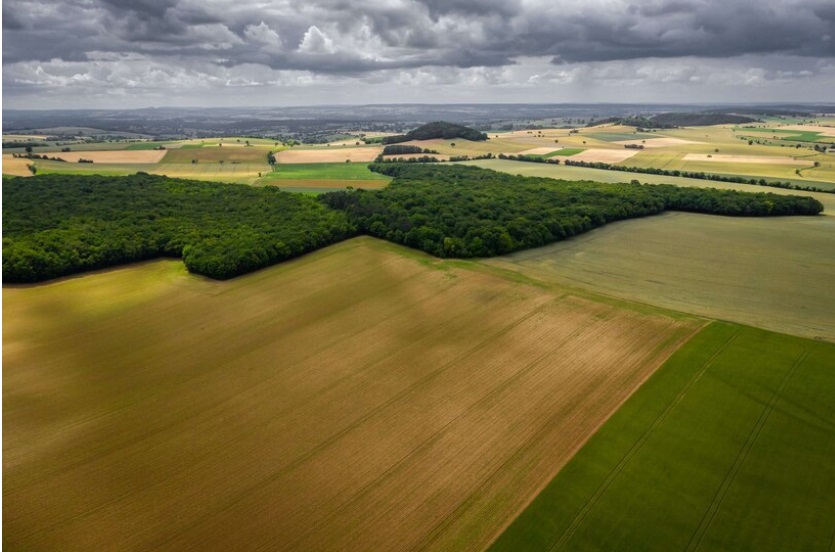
[49,150,168,163]
[265,178,389,189]
[569,148,641,163]
[615,137,703,148]
[275,147,383,164]
[161,146,274,164]
[487,212,835,342]
[683,153,814,165]
[3,237,700,552]
[518,147,563,156]
[2,154,35,176]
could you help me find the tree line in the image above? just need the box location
[319,164,823,259]
[3,165,823,283]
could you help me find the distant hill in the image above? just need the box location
[590,113,758,129]
[382,122,488,144]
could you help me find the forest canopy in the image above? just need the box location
[2,174,354,282]
[3,165,822,283]
[319,164,823,258]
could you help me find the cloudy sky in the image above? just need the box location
[3,0,834,109]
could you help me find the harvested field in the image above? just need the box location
[3,237,701,552]
[2,154,35,176]
[683,153,814,166]
[275,147,383,164]
[518,147,563,156]
[569,148,641,163]
[780,124,835,137]
[487,212,835,342]
[615,137,703,148]
[48,150,168,163]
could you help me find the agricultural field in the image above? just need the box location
[486,211,835,342]
[274,146,382,164]
[160,145,275,164]
[3,237,701,552]
[255,162,391,191]
[490,322,835,551]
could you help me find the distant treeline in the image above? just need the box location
[562,159,835,194]
[592,113,758,128]
[3,165,823,283]
[381,144,439,156]
[2,141,49,149]
[319,164,822,259]
[2,174,353,282]
[382,122,488,144]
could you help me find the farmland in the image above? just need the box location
[486,211,835,342]
[3,237,701,551]
[256,162,392,192]
[490,322,835,551]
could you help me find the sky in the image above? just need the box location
[2,0,835,109]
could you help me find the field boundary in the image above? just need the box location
[546,327,740,551]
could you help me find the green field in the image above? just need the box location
[490,322,835,551]
[263,162,391,180]
[487,211,835,341]
[545,148,585,157]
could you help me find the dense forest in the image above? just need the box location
[320,164,823,258]
[2,174,354,282]
[382,122,488,144]
[591,113,758,128]
[3,165,822,283]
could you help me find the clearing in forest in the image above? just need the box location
[3,237,701,552]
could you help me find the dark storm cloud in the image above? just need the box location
[2,0,833,77]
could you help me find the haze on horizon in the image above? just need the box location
[2,0,834,110]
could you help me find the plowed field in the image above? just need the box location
[3,237,701,551]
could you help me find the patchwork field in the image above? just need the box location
[275,147,382,164]
[616,137,703,148]
[518,146,562,156]
[3,237,701,552]
[486,211,835,342]
[50,150,168,163]
[683,153,814,166]
[491,322,835,551]
[569,148,641,163]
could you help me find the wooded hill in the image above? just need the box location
[382,121,488,144]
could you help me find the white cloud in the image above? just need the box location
[298,25,335,54]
